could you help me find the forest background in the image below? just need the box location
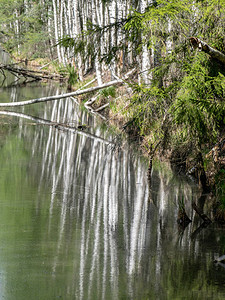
[0,0,225,209]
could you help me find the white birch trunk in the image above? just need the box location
[52,0,62,62]
[166,19,172,54]
[140,0,151,84]
[92,0,103,85]
[60,0,66,65]
[109,0,117,79]
[15,9,20,54]
[64,0,73,61]
[117,0,125,76]
[73,0,84,80]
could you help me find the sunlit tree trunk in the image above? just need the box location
[92,0,103,85]
[3,0,184,85]
[47,4,54,60]
[52,0,62,62]
[60,0,66,65]
[166,19,172,54]
[140,0,151,84]
[15,9,21,54]
[73,0,84,80]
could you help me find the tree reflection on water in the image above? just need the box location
[0,95,224,299]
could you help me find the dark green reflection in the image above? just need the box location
[0,129,77,299]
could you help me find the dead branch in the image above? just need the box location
[70,78,97,105]
[77,77,97,90]
[0,63,64,81]
[84,101,107,120]
[39,57,59,70]
[94,103,110,112]
[189,37,225,66]
[0,68,135,108]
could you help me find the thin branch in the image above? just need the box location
[94,103,110,112]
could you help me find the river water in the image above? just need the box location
[0,55,224,300]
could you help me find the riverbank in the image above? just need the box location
[3,55,225,221]
[70,71,225,222]
[0,77,224,300]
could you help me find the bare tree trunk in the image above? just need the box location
[0,111,112,144]
[15,9,21,54]
[109,0,117,79]
[73,0,84,80]
[190,37,225,66]
[92,0,103,85]
[0,69,135,107]
[60,0,66,65]
[140,0,151,84]
[0,64,64,81]
[52,0,62,63]
[47,4,55,60]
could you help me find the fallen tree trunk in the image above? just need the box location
[0,110,113,145]
[189,37,225,66]
[0,63,64,81]
[0,68,135,107]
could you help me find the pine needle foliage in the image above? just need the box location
[122,0,225,153]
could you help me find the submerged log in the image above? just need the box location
[0,110,113,145]
[189,37,225,66]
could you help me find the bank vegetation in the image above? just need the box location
[0,0,225,213]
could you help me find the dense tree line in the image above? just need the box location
[0,0,225,196]
[0,0,170,83]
